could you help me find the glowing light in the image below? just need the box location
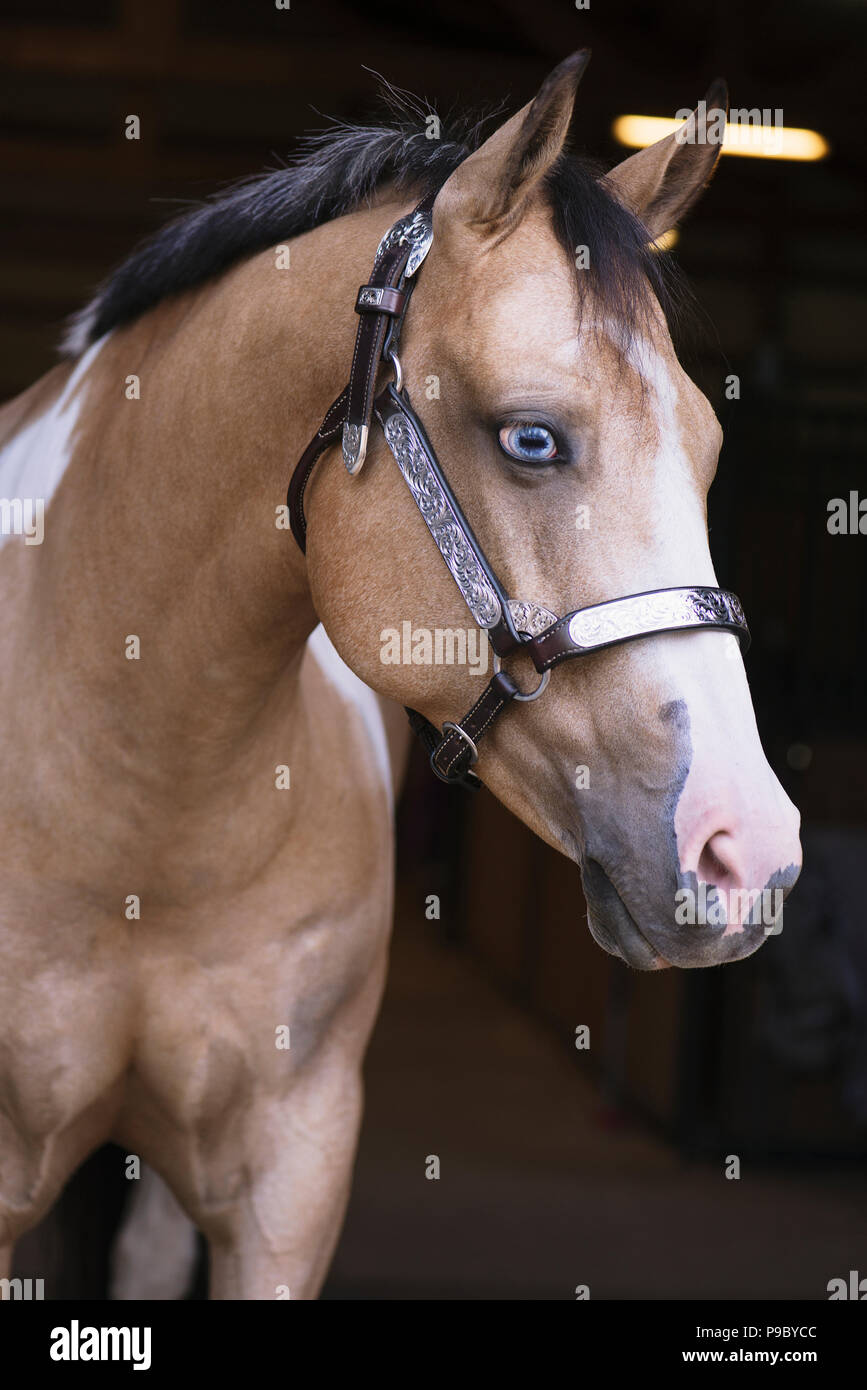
[649,228,679,252]
[612,114,829,162]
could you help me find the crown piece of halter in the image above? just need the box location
[288,196,750,789]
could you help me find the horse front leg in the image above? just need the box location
[201,1059,365,1301]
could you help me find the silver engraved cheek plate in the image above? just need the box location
[381,410,501,629]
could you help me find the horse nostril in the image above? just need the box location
[696,831,741,894]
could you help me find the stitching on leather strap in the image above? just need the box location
[437,685,503,774]
[346,314,367,421]
[531,613,575,670]
[318,393,347,436]
[347,245,404,430]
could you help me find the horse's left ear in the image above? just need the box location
[604,81,728,239]
[434,50,591,237]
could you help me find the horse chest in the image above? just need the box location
[0,903,136,1166]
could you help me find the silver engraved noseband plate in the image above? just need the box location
[568,588,747,650]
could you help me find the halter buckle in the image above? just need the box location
[430,721,479,784]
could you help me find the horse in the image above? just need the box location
[0,51,801,1299]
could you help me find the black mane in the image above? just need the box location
[62,84,685,355]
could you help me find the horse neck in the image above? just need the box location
[23,194,412,805]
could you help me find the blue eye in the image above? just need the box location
[498,421,560,464]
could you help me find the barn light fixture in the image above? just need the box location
[613,114,829,161]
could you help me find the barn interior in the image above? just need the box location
[3,0,866,1299]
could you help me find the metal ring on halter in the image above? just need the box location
[388,349,403,394]
[492,645,551,702]
[438,721,478,769]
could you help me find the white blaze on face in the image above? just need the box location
[613,327,718,583]
[0,334,108,550]
[607,327,801,921]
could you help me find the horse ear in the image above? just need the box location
[434,50,591,236]
[604,81,728,239]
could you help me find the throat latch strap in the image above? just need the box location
[407,669,521,790]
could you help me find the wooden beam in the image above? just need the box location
[0,26,535,92]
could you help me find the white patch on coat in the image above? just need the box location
[60,303,101,359]
[611,325,685,457]
[607,326,717,580]
[0,334,108,548]
[307,623,392,809]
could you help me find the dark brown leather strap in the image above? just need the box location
[405,707,480,791]
[528,611,603,671]
[342,191,437,475]
[287,385,348,553]
[428,670,520,784]
[288,192,437,548]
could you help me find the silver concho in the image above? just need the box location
[568,588,747,651]
[689,588,746,628]
[357,286,383,307]
[507,598,558,638]
[382,410,501,628]
[375,210,434,278]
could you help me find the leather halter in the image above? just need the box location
[288,196,751,790]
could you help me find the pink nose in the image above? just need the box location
[678,790,802,930]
